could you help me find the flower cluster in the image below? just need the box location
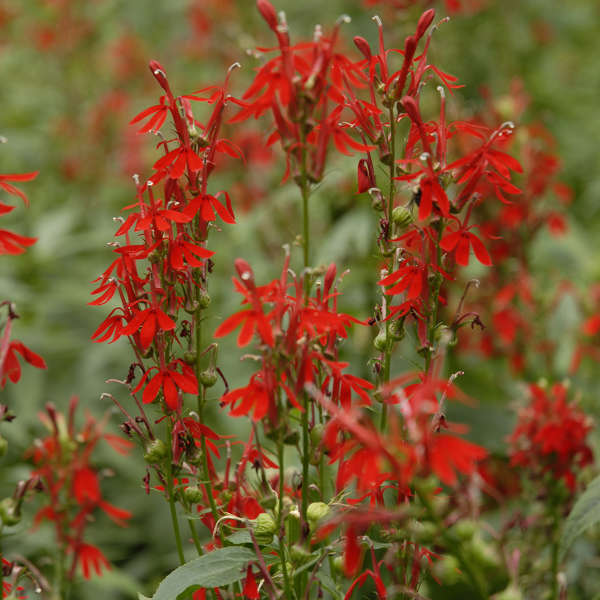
[509,383,593,492]
[27,398,133,580]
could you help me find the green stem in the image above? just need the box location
[198,392,220,525]
[166,457,186,565]
[379,104,398,433]
[277,426,294,599]
[188,517,204,556]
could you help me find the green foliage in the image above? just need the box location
[150,547,256,599]
[560,474,600,561]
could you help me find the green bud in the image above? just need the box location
[310,424,324,448]
[332,556,344,575]
[373,331,388,352]
[432,554,463,585]
[493,584,524,600]
[144,439,168,464]
[197,290,211,309]
[198,368,218,388]
[253,512,276,544]
[183,486,203,504]
[467,535,502,571]
[183,351,197,365]
[389,319,405,341]
[307,501,330,527]
[451,519,478,542]
[0,498,21,526]
[408,519,437,545]
[391,206,413,230]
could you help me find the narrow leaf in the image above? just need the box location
[559,474,600,561]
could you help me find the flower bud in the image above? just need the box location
[373,331,388,352]
[416,9,435,40]
[0,498,21,526]
[306,501,330,527]
[199,368,218,388]
[390,319,406,341]
[353,36,372,61]
[183,485,203,504]
[493,584,524,600]
[310,424,324,448]
[197,289,211,309]
[256,0,278,32]
[144,439,168,464]
[183,351,197,365]
[253,512,277,544]
[432,554,462,585]
[392,206,414,230]
[451,519,478,542]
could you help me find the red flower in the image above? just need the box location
[73,543,111,580]
[133,360,198,410]
[121,303,176,350]
[440,222,492,266]
[509,383,593,491]
[0,340,47,388]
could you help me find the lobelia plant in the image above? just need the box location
[1,2,597,600]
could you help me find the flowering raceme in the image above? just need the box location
[509,383,593,492]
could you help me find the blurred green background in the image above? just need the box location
[1,0,599,597]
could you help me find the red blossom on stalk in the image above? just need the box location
[133,360,198,410]
[509,383,593,492]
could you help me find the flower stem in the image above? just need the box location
[166,451,185,565]
[277,422,294,599]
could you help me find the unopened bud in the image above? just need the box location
[199,368,218,388]
[197,289,211,309]
[183,486,203,504]
[306,501,330,527]
[144,439,168,464]
[392,206,413,230]
[373,331,388,352]
[0,498,21,526]
[253,512,277,544]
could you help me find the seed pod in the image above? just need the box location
[144,439,168,464]
[199,368,218,388]
[183,486,203,504]
[183,351,197,365]
[373,331,388,352]
[253,512,277,545]
[392,206,413,230]
[0,498,21,526]
[197,289,211,309]
[307,501,330,527]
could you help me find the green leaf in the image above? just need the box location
[559,474,600,561]
[138,595,152,600]
[225,529,253,545]
[152,547,255,599]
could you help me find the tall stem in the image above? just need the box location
[166,454,185,565]
[379,103,398,432]
[277,427,294,599]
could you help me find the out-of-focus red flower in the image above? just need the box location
[508,383,593,491]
